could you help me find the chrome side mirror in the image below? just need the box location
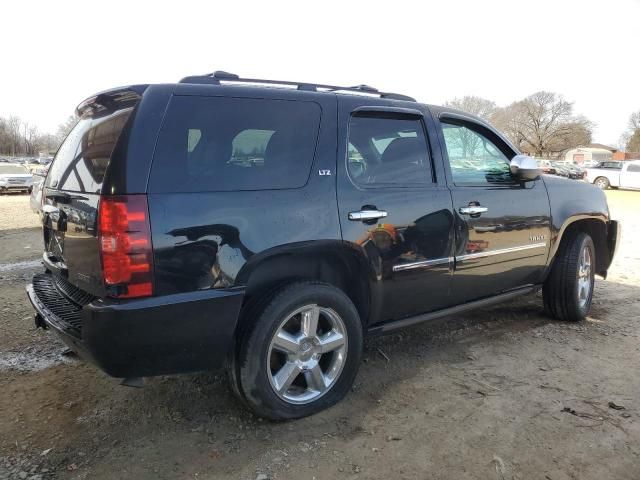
[510,155,540,181]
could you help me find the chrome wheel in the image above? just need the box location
[267,304,348,405]
[577,245,592,308]
[595,178,608,189]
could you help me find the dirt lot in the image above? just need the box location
[1,190,638,480]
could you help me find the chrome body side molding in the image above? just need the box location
[456,242,547,262]
[392,243,547,273]
[393,257,452,272]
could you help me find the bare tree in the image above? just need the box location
[492,92,592,157]
[443,96,499,157]
[22,123,39,155]
[628,111,640,131]
[445,96,497,119]
[7,116,22,156]
[623,110,640,153]
[35,133,60,154]
[56,115,78,142]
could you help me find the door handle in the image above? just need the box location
[348,209,388,222]
[459,206,488,215]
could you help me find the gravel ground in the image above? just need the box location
[0,190,638,480]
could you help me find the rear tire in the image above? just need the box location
[594,177,609,190]
[233,281,363,420]
[543,232,595,321]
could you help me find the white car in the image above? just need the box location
[585,160,640,190]
[0,163,33,194]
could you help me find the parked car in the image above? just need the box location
[593,161,622,171]
[550,161,584,180]
[536,159,556,175]
[27,72,620,420]
[0,163,33,193]
[585,160,640,189]
[565,163,586,179]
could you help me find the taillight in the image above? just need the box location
[98,195,154,298]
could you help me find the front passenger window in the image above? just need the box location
[441,122,512,185]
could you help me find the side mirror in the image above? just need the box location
[510,155,540,181]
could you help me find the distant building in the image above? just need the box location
[564,144,617,164]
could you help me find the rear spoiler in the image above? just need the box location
[76,85,148,119]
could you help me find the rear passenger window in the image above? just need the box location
[149,97,321,192]
[347,114,432,186]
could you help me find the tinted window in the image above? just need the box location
[46,108,133,193]
[347,114,431,186]
[149,96,321,192]
[627,163,640,172]
[441,122,512,185]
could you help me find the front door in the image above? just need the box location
[434,114,551,303]
[337,98,455,325]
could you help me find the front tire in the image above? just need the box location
[543,232,595,321]
[233,281,363,420]
[594,177,610,190]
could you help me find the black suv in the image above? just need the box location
[28,72,620,419]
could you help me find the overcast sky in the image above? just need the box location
[2,0,639,147]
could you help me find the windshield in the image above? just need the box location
[0,165,29,174]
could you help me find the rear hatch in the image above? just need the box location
[42,88,142,297]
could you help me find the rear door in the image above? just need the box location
[337,97,455,324]
[42,91,140,296]
[433,113,551,303]
[146,90,339,296]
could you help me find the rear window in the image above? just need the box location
[149,96,321,192]
[46,104,135,193]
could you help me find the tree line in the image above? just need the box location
[2,94,639,159]
[620,111,640,153]
[445,92,595,158]
[0,114,76,157]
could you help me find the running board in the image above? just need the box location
[367,285,540,335]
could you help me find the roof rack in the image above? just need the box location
[179,71,416,102]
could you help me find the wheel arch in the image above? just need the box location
[235,240,374,327]
[548,216,610,277]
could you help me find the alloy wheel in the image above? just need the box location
[267,304,348,404]
[595,178,607,189]
[577,245,592,308]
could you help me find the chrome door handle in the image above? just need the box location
[459,206,488,215]
[348,209,388,221]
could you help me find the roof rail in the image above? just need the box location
[178,71,416,102]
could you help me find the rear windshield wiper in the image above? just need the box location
[45,192,88,203]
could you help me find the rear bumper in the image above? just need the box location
[27,272,244,378]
